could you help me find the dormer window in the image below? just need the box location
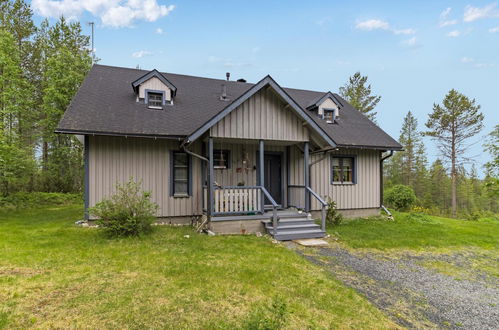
[323,108,336,123]
[132,69,177,108]
[147,91,164,109]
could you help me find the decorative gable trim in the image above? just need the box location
[185,75,337,147]
[131,69,177,96]
[306,91,342,110]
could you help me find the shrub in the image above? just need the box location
[384,185,416,211]
[243,296,288,330]
[406,212,433,224]
[465,211,480,221]
[326,198,343,226]
[89,179,158,237]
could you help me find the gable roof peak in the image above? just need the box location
[131,69,177,96]
[307,91,343,110]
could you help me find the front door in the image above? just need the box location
[264,153,282,206]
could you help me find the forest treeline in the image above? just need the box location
[0,0,497,218]
[0,0,92,195]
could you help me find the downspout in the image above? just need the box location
[380,150,394,217]
[181,139,210,231]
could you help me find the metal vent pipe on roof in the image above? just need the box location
[226,72,230,81]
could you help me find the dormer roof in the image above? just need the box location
[306,91,342,110]
[131,69,177,96]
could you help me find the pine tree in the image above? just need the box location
[339,72,381,122]
[425,89,484,217]
[39,17,92,192]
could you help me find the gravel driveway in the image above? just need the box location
[290,243,499,329]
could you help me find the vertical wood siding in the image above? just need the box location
[288,146,380,210]
[138,77,172,100]
[89,136,201,217]
[309,149,380,210]
[210,88,309,141]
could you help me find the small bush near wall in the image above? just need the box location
[0,192,81,210]
[326,199,343,226]
[384,185,416,211]
[89,179,158,237]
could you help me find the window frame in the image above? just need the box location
[322,108,336,123]
[170,151,192,197]
[145,89,167,109]
[213,149,231,169]
[330,155,357,185]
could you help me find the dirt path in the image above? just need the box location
[289,243,499,329]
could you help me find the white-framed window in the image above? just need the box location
[331,156,355,184]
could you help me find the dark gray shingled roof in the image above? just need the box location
[57,64,402,150]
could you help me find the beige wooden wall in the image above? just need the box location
[88,136,202,217]
[138,77,172,100]
[210,88,309,141]
[289,146,381,210]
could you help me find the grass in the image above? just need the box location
[328,211,499,280]
[0,205,398,329]
[329,212,499,250]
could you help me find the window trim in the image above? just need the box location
[170,151,192,197]
[213,149,231,169]
[145,89,170,109]
[330,155,357,185]
[322,107,336,123]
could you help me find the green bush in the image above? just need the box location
[89,179,158,237]
[243,296,288,330]
[0,192,81,210]
[326,198,343,226]
[464,211,480,221]
[384,185,417,211]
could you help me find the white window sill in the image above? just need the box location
[173,194,190,198]
[332,182,355,185]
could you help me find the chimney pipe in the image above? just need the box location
[226,72,230,81]
[220,84,228,100]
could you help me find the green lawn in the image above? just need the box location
[329,212,499,280]
[0,205,397,329]
[330,212,499,250]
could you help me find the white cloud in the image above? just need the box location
[155,27,163,34]
[355,19,390,31]
[252,46,261,54]
[446,30,461,37]
[463,3,499,22]
[32,0,175,28]
[355,19,415,36]
[461,57,474,63]
[401,36,418,48]
[393,28,416,35]
[474,62,495,68]
[208,56,252,68]
[132,50,153,58]
[439,7,458,27]
[490,26,499,33]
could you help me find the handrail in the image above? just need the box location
[306,187,327,232]
[260,186,279,236]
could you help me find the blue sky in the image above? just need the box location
[31,0,499,173]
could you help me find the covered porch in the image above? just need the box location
[201,137,327,239]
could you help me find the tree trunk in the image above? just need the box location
[451,126,457,217]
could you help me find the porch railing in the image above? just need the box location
[203,185,279,233]
[307,187,327,232]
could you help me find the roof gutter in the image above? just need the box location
[55,129,185,140]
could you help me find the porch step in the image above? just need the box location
[263,218,326,241]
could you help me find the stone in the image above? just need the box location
[255,232,262,237]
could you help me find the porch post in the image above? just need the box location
[259,139,265,213]
[208,137,214,218]
[84,135,89,220]
[304,141,310,212]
